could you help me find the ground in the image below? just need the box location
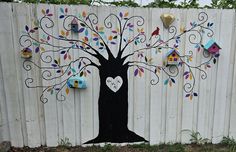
[9,143,233,152]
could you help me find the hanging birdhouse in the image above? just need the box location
[160,13,175,28]
[21,48,32,59]
[71,18,78,33]
[67,76,87,89]
[204,39,221,54]
[165,49,180,65]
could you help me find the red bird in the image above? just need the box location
[150,27,160,40]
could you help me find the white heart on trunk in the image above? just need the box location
[106,76,123,93]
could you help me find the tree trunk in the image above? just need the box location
[85,60,147,144]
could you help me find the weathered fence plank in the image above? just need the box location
[0,3,236,147]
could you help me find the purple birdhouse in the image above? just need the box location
[204,39,221,54]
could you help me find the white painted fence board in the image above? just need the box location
[212,10,235,144]
[0,3,25,147]
[1,3,236,147]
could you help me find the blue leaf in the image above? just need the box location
[164,79,169,85]
[171,78,175,83]
[119,12,123,18]
[59,15,64,19]
[78,28,85,33]
[35,47,39,53]
[25,25,29,32]
[46,9,49,14]
[60,51,66,54]
[60,8,64,14]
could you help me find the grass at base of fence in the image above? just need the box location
[9,143,234,152]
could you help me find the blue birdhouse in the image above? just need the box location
[71,18,78,33]
[67,76,87,89]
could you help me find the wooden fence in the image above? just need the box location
[1,3,236,147]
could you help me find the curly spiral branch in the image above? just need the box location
[162,65,179,78]
[168,25,177,39]
[104,13,121,29]
[19,35,33,48]
[198,12,208,25]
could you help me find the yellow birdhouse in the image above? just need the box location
[166,49,180,65]
[21,48,32,59]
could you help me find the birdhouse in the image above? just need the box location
[166,49,180,65]
[71,18,78,33]
[67,76,87,89]
[204,39,221,54]
[21,48,32,59]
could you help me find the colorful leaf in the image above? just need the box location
[59,15,65,19]
[124,12,129,17]
[82,11,86,17]
[35,47,39,53]
[66,87,69,95]
[185,94,190,97]
[119,12,123,18]
[193,93,198,96]
[42,9,46,15]
[80,71,84,77]
[60,8,64,14]
[171,78,175,83]
[46,9,49,14]
[111,42,116,45]
[65,8,68,13]
[134,69,138,76]
[108,35,113,41]
[78,28,85,33]
[164,79,169,85]
[64,53,67,60]
[25,25,29,32]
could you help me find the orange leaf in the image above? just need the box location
[66,31,69,37]
[108,35,113,41]
[93,33,98,37]
[138,70,142,77]
[124,12,129,17]
[68,54,71,60]
[82,11,86,17]
[190,95,193,100]
[66,87,69,95]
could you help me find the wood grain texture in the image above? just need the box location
[0,3,235,147]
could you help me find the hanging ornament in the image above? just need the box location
[160,13,175,28]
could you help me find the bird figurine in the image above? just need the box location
[150,27,160,40]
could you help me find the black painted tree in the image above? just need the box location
[20,8,219,143]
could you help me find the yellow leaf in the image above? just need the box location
[180,25,185,33]
[108,35,113,41]
[40,47,45,52]
[99,27,104,31]
[137,28,140,33]
[61,30,65,36]
[42,9,45,15]
[124,12,129,17]
[66,87,69,95]
[190,73,192,80]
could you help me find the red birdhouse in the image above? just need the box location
[204,39,221,54]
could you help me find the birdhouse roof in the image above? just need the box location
[204,39,221,49]
[166,49,180,58]
[71,18,78,24]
